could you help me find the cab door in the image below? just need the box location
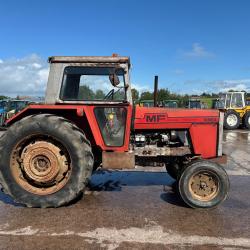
[94,104,132,151]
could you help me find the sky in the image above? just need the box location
[0,0,250,96]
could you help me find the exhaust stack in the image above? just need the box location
[154,75,158,107]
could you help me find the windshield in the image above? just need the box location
[60,66,126,102]
[217,94,227,108]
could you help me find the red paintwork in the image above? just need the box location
[134,107,219,158]
[6,104,132,152]
[6,104,220,158]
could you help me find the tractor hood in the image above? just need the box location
[134,107,220,130]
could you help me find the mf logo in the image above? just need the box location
[145,114,166,123]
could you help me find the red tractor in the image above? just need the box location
[0,56,229,208]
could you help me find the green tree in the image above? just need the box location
[140,91,153,100]
[157,88,171,101]
[131,88,139,101]
[0,95,8,100]
[79,85,95,100]
[201,92,211,97]
[95,89,105,99]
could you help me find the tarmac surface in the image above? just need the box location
[0,130,249,249]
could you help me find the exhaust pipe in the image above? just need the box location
[154,75,158,107]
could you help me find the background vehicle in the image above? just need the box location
[162,100,179,108]
[0,55,229,209]
[0,100,7,115]
[186,98,207,109]
[0,100,31,126]
[0,100,8,127]
[139,100,155,107]
[246,98,250,106]
[139,99,179,108]
[217,91,250,129]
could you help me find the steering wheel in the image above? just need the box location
[104,89,115,100]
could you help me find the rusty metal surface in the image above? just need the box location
[48,56,130,66]
[102,151,135,169]
[11,138,71,195]
[134,145,191,157]
[188,170,219,201]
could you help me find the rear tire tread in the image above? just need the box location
[0,114,94,208]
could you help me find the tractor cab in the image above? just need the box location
[186,98,202,109]
[45,56,133,148]
[217,91,250,129]
[218,92,246,109]
[46,56,132,105]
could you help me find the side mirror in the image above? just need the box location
[109,73,120,87]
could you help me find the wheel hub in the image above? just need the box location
[11,138,71,195]
[189,171,219,201]
[22,141,61,183]
[227,114,238,127]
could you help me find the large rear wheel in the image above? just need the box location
[243,112,250,129]
[178,161,229,208]
[0,114,94,207]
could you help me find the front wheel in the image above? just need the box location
[224,110,240,129]
[178,161,229,208]
[0,114,94,207]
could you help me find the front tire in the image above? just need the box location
[178,161,229,209]
[165,159,182,180]
[0,114,94,207]
[224,110,240,129]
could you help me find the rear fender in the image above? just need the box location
[5,105,97,147]
[5,104,132,152]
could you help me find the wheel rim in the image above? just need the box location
[226,114,238,127]
[188,170,219,202]
[248,116,250,125]
[11,136,72,195]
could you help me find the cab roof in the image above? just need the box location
[48,56,130,67]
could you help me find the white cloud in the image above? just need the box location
[32,63,42,69]
[173,69,184,75]
[0,54,49,97]
[131,83,152,93]
[183,43,215,58]
[212,79,250,92]
[0,59,3,64]
[180,78,250,94]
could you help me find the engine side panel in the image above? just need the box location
[189,124,218,158]
[134,107,220,158]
